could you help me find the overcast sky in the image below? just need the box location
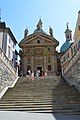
[0,0,80,51]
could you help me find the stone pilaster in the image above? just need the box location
[31,56,34,72]
[52,55,58,74]
[44,56,47,70]
[54,55,58,73]
[22,56,27,76]
[51,55,55,73]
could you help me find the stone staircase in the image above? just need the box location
[0,76,80,114]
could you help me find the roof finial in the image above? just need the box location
[66,22,69,29]
[0,9,1,22]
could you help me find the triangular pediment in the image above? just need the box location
[23,35,53,44]
[19,33,59,47]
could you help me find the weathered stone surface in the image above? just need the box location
[0,49,17,93]
[0,76,80,114]
[64,58,80,91]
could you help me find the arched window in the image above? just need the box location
[48,65,51,71]
[67,36,69,39]
[37,40,40,43]
[48,57,51,63]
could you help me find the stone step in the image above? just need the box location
[0,106,79,114]
[6,86,78,92]
[3,93,79,97]
[0,102,52,106]
[3,93,53,96]
[2,96,80,102]
[1,96,53,100]
[0,109,52,113]
[0,76,80,114]
[0,104,53,108]
[0,107,52,112]
[0,103,80,108]
[2,95,53,98]
[0,100,80,105]
[6,89,78,92]
[0,98,53,102]
[1,96,80,102]
[4,89,79,94]
[0,100,53,103]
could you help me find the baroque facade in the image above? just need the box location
[19,19,59,76]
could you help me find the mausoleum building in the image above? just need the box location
[19,19,59,76]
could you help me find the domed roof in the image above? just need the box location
[60,41,72,52]
[33,28,45,34]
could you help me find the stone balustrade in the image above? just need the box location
[0,48,17,93]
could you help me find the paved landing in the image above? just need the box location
[0,111,80,120]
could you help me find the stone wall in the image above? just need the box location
[60,38,80,92]
[0,48,17,93]
[64,58,80,92]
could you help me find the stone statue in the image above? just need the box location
[49,26,53,37]
[37,19,42,30]
[66,22,69,29]
[24,28,28,37]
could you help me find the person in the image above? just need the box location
[26,69,32,79]
[36,69,40,77]
[42,71,44,77]
[34,70,36,77]
[31,72,34,81]
[45,70,47,77]
[20,71,23,77]
[28,69,31,75]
